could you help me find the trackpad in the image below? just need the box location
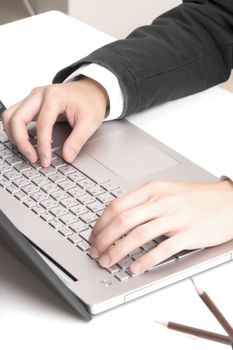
[85,131,178,181]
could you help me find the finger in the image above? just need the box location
[36,92,64,167]
[2,102,22,142]
[93,181,170,235]
[97,215,181,268]
[62,112,103,163]
[129,233,188,274]
[9,89,45,162]
[91,197,170,257]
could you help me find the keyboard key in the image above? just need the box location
[13,176,30,188]
[175,249,200,259]
[58,179,76,191]
[49,173,66,183]
[68,233,83,244]
[32,204,46,215]
[89,221,97,228]
[78,193,95,205]
[101,181,118,191]
[77,178,95,189]
[14,162,31,172]
[31,191,49,202]
[67,170,85,182]
[96,210,104,217]
[5,155,22,166]
[111,188,124,198]
[142,240,157,252]
[41,183,59,194]
[87,200,105,213]
[23,197,37,208]
[129,248,145,260]
[50,189,68,201]
[117,256,133,270]
[155,236,167,244]
[40,198,59,210]
[32,175,49,186]
[60,196,77,208]
[106,264,120,274]
[69,220,88,233]
[23,169,40,179]
[49,218,64,229]
[69,204,88,216]
[40,166,56,176]
[31,160,42,170]
[6,183,20,194]
[76,239,90,251]
[79,212,98,224]
[22,184,39,195]
[14,190,28,201]
[86,185,105,196]
[0,148,14,159]
[58,164,75,175]
[0,163,11,173]
[51,157,66,168]
[114,270,130,281]
[41,211,55,222]
[50,205,69,217]
[79,228,92,242]
[60,213,78,225]
[67,186,85,198]
[59,226,73,237]
[4,169,21,180]
[0,177,11,187]
[97,192,115,204]
[4,141,15,150]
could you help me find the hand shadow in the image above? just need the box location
[0,243,82,321]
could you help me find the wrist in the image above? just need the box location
[80,76,109,117]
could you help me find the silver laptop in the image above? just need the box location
[0,119,232,320]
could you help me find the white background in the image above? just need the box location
[29,0,181,37]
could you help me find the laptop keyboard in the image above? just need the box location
[0,127,199,282]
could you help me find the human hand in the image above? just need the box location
[89,179,233,274]
[2,78,109,167]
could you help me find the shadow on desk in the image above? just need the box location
[0,244,80,320]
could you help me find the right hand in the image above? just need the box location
[2,77,109,167]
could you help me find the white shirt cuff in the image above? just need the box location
[64,63,124,121]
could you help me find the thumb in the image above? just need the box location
[62,114,102,163]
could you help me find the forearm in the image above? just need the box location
[54,0,233,118]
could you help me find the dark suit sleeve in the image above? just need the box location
[53,0,233,118]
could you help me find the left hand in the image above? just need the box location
[89,179,233,274]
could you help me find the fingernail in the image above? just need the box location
[66,147,77,163]
[89,246,99,259]
[130,261,142,274]
[99,254,111,267]
[40,155,49,167]
[26,151,37,163]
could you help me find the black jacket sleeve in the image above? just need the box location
[53,0,233,118]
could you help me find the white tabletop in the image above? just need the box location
[0,11,232,350]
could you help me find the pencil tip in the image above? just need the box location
[191,278,204,295]
[155,320,168,327]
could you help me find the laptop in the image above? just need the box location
[0,118,233,321]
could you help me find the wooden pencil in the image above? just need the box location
[156,320,232,345]
[191,279,233,341]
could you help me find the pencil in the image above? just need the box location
[191,279,233,341]
[156,321,232,346]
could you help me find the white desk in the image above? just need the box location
[0,11,232,350]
